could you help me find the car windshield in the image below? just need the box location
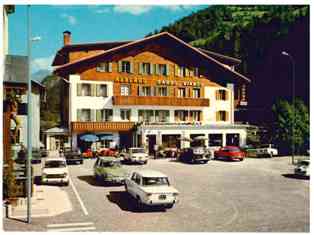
[101,161,121,168]
[222,147,240,152]
[45,160,66,168]
[298,161,309,166]
[131,148,145,154]
[142,177,169,186]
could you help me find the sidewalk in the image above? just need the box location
[6,150,73,219]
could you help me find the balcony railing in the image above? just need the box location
[112,96,209,107]
[71,121,135,133]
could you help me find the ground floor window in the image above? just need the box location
[209,134,223,146]
[226,133,240,146]
[162,135,181,148]
[190,134,205,147]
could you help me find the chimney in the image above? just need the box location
[63,30,71,46]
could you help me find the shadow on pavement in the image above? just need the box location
[107,191,166,213]
[282,174,309,180]
[77,175,123,187]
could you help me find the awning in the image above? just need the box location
[80,134,99,142]
[99,134,113,141]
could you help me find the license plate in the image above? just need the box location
[159,195,166,200]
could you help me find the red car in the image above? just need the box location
[214,146,245,161]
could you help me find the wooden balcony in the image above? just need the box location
[71,121,135,133]
[112,96,210,107]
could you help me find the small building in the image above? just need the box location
[52,31,250,153]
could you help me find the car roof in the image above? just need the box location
[45,157,66,162]
[135,169,167,178]
[98,157,119,162]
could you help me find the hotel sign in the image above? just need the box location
[115,77,201,87]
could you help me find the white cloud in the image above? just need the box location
[113,5,152,15]
[31,56,54,73]
[95,8,111,14]
[61,13,77,25]
[161,5,196,11]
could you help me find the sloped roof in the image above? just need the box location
[53,32,250,83]
[197,48,241,66]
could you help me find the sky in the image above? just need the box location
[8,5,208,74]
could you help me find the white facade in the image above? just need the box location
[68,74,247,149]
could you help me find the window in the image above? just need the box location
[217,111,228,121]
[141,63,151,75]
[120,84,130,96]
[157,87,168,96]
[216,89,228,100]
[138,110,155,123]
[120,61,131,73]
[97,84,108,97]
[155,64,167,76]
[155,110,169,123]
[101,109,113,121]
[77,83,92,96]
[77,109,91,121]
[178,66,184,77]
[209,134,223,147]
[177,88,186,98]
[120,109,131,121]
[192,88,200,98]
[96,62,112,72]
[175,110,188,122]
[139,86,152,96]
[190,111,201,121]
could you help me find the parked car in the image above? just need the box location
[177,147,211,164]
[255,144,278,158]
[214,146,245,161]
[94,157,128,184]
[97,148,117,157]
[40,148,48,158]
[82,149,94,158]
[294,159,310,177]
[157,147,178,159]
[41,158,69,186]
[64,148,83,165]
[31,150,42,164]
[119,147,149,164]
[125,169,179,210]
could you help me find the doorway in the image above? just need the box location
[226,133,240,146]
[147,135,156,155]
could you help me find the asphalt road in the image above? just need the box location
[3,156,309,232]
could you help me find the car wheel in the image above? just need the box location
[239,158,244,161]
[204,160,209,164]
[136,197,144,212]
[166,203,174,209]
[143,160,148,164]
[64,182,69,186]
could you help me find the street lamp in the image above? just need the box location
[281,51,295,165]
[27,5,41,224]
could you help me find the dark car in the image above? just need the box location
[64,148,83,165]
[214,146,245,161]
[31,150,42,164]
[178,147,211,164]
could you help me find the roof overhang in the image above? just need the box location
[53,32,250,84]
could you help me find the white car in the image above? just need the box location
[120,147,149,164]
[125,169,179,210]
[294,160,310,177]
[41,158,69,186]
[256,144,278,157]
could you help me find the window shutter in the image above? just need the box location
[225,111,229,122]
[118,61,122,72]
[108,62,112,72]
[166,64,170,76]
[77,109,81,121]
[130,62,134,73]
[150,63,154,75]
[225,90,229,100]
[139,62,143,75]
[216,111,219,122]
[174,65,178,76]
[91,84,96,96]
[77,84,82,96]
[155,64,160,75]
[96,110,101,122]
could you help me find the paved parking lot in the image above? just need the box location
[4,156,309,232]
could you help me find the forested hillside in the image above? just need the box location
[149,5,309,124]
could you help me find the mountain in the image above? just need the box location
[32,69,51,82]
[149,5,309,125]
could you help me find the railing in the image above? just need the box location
[112,96,209,107]
[71,121,135,133]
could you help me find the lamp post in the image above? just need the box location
[27,5,41,224]
[281,51,295,164]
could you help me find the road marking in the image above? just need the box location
[47,222,94,228]
[47,222,96,232]
[69,178,89,216]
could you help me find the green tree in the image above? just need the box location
[271,98,309,156]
